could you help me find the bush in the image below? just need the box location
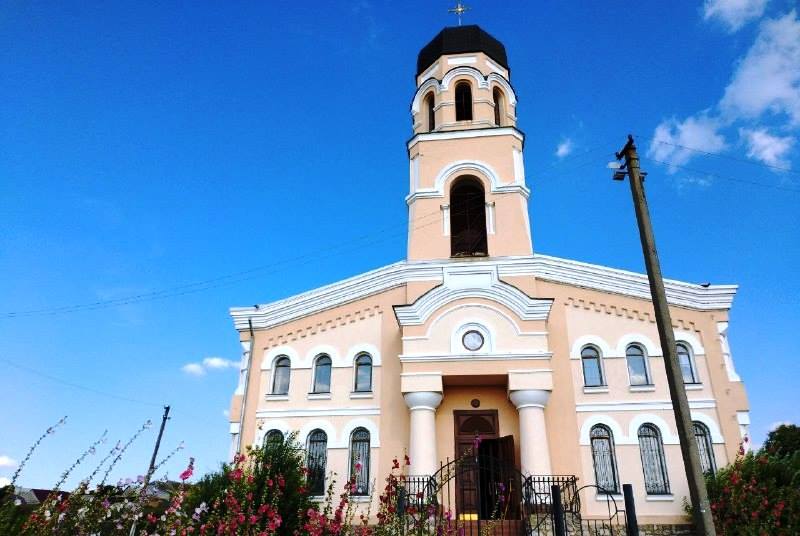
[705,444,800,535]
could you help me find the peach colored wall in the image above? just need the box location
[413,53,516,134]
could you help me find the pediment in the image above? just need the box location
[393,265,552,326]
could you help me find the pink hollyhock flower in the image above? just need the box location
[180,457,195,481]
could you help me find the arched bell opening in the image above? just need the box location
[450,176,488,257]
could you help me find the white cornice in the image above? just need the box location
[230,254,737,331]
[394,266,552,325]
[407,127,524,151]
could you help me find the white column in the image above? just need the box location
[509,389,552,475]
[403,391,443,477]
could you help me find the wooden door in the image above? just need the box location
[453,410,498,519]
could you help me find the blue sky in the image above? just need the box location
[1,0,798,488]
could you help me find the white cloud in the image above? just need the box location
[555,139,573,158]
[0,455,17,468]
[703,0,768,32]
[202,357,238,370]
[222,409,230,418]
[721,11,800,125]
[648,114,727,172]
[181,357,238,376]
[768,420,793,431]
[740,127,794,167]
[181,363,206,376]
[0,477,10,487]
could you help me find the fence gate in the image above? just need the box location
[399,461,633,536]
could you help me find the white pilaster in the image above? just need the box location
[404,391,443,477]
[509,389,552,475]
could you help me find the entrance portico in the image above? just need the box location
[401,370,553,478]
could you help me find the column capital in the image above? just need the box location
[404,391,443,411]
[509,388,550,410]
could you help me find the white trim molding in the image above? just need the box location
[407,127,524,152]
[570,335,614,360]
[230,254,737,331]
[406,159,530,205]
[579,415,628,445]
[255,407,380,418]
[262,346,301,370]
[394,265,552,326]
[575,399,717,412]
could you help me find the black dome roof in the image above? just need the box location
[417,25,508,78]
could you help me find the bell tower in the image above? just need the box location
[407,25,532,261]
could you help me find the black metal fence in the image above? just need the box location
[396,458,639,536]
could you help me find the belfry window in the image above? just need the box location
[493,87,505,126]
[271,356,290,395]
[455,82,473,121]
[425,92,435,131]
[590,425,620,493]
[312,355,332,393]
[306,429,328,496]
[449,176,487,257]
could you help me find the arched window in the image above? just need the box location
[677,343,698,384]
[693,422,716,475]
[590,425,619,493]
[354,354,373,392]
[455,82,473,121]
[492,87,505,126]
[581,346,604,387]
[638,424,670,495]
[264,429,284,446]
[626,344,651,386]
[306,429,328,496]
[271,356,291,395]
[349,428,370,496]
[425,92,436,132]
[450,177,487,257]
[312,355,332,393]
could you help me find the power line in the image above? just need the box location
[0,357,163,407]
[1,198,474,318]
[638,134,800,176]
[649,159,800,193]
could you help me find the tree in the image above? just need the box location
[763,424,800,458]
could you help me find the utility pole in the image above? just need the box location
[130,405,170,536]
[614,135,716,536]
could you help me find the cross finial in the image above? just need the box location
[448,1,471,26]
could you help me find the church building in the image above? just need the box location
[226,25,749,526]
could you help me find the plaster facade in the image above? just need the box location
[226,25,749,525]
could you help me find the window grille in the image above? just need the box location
[638,424,670,495]
[581,346,604,387]
[272,356,291,395]
[306,429,328,496]
[693,422,716,475]
[455,82,473,121]
[264,429,283,446]
[354,354,372,392]
[678,343,698,384]
[313,355,332,393]
[350,428,371,496]
[626,344,651,385]
[590,425,619,493]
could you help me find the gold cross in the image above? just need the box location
[448,2,471,26]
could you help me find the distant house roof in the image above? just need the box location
[417,25,509,77]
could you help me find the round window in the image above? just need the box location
[462,330,484,351]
